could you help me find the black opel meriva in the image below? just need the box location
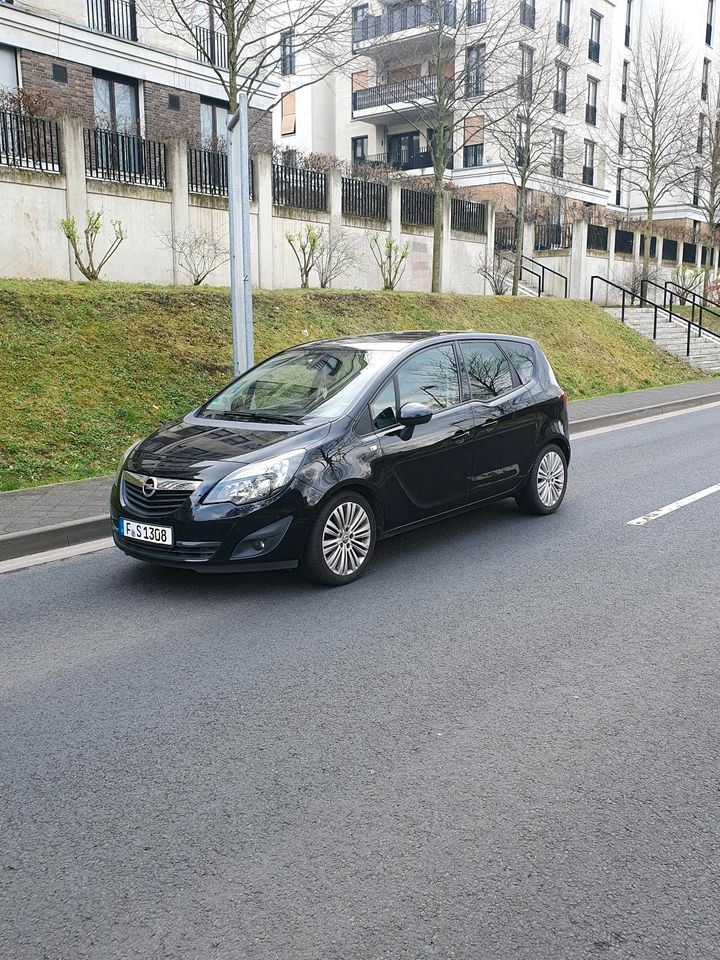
[111,331,570,585]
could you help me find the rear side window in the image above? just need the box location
[459,341,513,401]
[499,340,536,385]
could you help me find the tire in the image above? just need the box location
[300,491,377,586]
[515,443,568,516]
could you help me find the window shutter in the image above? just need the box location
[0,46,18,92]
[464,116,484,145]
[281,90,296,135]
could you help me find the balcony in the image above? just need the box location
[352,2,456,47]
[365,148,452,171]
[193,25,228,69]
[582,165,594,186]
[557,21,569,46]
[87,0,137,40]
[520,2,535,28]
[553,90,566,113]
[588,39,600,62]
[352,75,438,115]
[585,104,597,125]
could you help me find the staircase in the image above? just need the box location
[604,306,720,373]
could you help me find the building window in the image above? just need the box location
[465,43,486,97]
[698,114,706,154]
[694,167,702,205]
[520,0,535,29]
[551,129,565,177]
[92,71,139,133]
[519,44,534,99]
[618,114,625,155]
[702,58,710,100]
[468,0,487,26]
[586,76,598,125]
[625,0,633,46]
[200,97,229,146]
[351,4,369,44]
[554,60,568,112]
[615,168,623,206]
[52,63,68,84]
[280,90,296,136]
[557,0,570,46]
[622,60,629,102]
[463,115,484,167]
[0,44,18,93]
[583,139,595,185]
[168,93,180,111]
[708,0,714,45]
[351,135,367,164]
[589,11,601,62]
[517,115,530,166]
[281,31,295,75]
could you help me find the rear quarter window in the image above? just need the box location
[499,341,536,385]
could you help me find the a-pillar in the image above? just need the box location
[255,154,274,290]
[165,138,190,285]
[59,115,88,281]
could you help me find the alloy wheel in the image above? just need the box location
[321,501,372,577]
[537,450,565,507]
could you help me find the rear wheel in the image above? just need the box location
[300,492,377,586]
[515,444,568,515]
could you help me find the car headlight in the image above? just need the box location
[116,440,141,481]
[204,449,306,506]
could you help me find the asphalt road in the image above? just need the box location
[2,406,720,960]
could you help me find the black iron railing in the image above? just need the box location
[353,75,438,111]
[188,147,228,196]
[522,254,568,298]
[193,25,228,69]
[87,0,137,39]
[451,198,486,235]
[587,223,608,251]
[550,156,564,178]
[463,143,483,167]
[352,1,455,44]
[84,128,166,186]
[0,111,60,172]
[494,224,516,251]
[401,188,434,227]
[272,163,326,210]
[534,222,572,251]
[662,280,720,337]
[614,228,634,254]
[342,177,388,219]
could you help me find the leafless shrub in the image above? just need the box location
[315,229,358,288]
[59,209,127,281]
[476,252,514,295]
[158,227,230,285]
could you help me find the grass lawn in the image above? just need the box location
[0,279,707,491]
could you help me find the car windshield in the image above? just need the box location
[201,345,392,422]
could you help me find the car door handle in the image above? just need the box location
[479,420,497,432]
[451,429,471,443]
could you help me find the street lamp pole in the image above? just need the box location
[227,92,254,376]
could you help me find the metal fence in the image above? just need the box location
[587,223,608,251]
[494,224,517,251]
[450,198,487,235]
[401,188,434,227]
[84,128,166,187]
[193,25,228,69]
[188,147,228,196]
[614,228,633,255]
[0,111,61,172]
[87,0,137,39]
[534,222,572,251]
[272,163,327,211]
[342,177,388,219]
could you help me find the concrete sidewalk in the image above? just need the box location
[2,377,719,561]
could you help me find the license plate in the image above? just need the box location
[119,517,173,547]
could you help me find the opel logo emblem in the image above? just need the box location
[142,476,157,498]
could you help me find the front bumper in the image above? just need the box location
[110,478,315,571]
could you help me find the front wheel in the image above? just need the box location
[300,492,377,586]
[515,444,568,516]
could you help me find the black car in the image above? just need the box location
[111,331,570,585]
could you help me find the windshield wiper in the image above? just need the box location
[202,410,301,425]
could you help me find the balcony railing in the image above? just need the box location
[87,0,137,40]
[585,104,597,125]
[588,39,600,62]
[582,165,595,186]
[467,0,486,25]
[365,147,451,171]
[463,143,483,167]
[0,110,61,172]
[557,21,570,46]
[84,127,166,186]
[553,90,567,113]
[534,222,572,251]
[352,2,456,45]
[451,198,487,235]
[520,2,535,28]
[550,156,564,178]
[193,25,228,69]
[352,75,438,112]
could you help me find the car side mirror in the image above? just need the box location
[397,402,433,440]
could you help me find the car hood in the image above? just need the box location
[125,412,332,480]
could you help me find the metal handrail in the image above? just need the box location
[662,280,720,335]
[521,254,568,298]
[519,259,542,297]
[590,276,720,357]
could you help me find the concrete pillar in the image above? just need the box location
[569,219,588,300]
[523,220,534,261]
[439,191,452,293]
[484,202,496,295]
[607,225,617,283]
[389,180,401,243]
[59,115,88,281]
[328,166,342,230]
[255,154,274,290]
[632,228,641,266]
[165,138,190,285]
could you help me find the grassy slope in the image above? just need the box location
[0,279,704,490]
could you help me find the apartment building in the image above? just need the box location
[274,0,720,231]
[0,0,275,150]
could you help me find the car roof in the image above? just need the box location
[297,330,540,352]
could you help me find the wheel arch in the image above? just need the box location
[317,481,387,534]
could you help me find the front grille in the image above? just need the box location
[121,476,192,518]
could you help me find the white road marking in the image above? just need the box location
[573,398,720,439]
[627,484,720,526]
[0,537,113,575]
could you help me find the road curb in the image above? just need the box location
[0,516,111,562]
[570,389,720,435]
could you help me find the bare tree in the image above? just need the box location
[354,0,520,293]
[608,15,695,295]
[315,229,358,287]
[158,227,230,284]
[691,78,720,298]
[488,8,583,294]
[286,224,325,287]
[368,233,409,290]
[475,250,513,294]
[60,210,127,281]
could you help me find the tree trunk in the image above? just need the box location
[512,185,526,296]
[431,171,443,293]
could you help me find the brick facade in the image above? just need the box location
[143,83,202,146]
[248,107,273,155]
[20,51,94,122]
